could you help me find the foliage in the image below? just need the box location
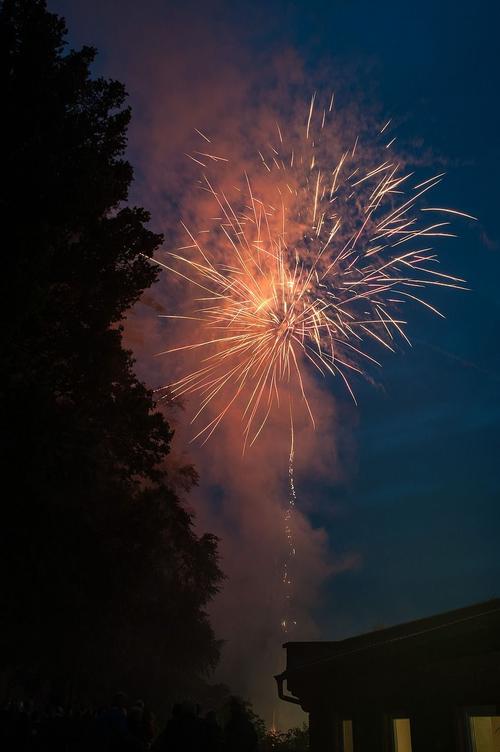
[0,0,223,708]
[226,699,309,752]
[259,725,310,752]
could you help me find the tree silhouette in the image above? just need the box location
[260,726,310,751]
[0,0,223,707]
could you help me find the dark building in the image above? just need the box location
[275,599,500,752]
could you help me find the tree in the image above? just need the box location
[220,700,310,752]
[259,725,309,752]
[0,0,223,708]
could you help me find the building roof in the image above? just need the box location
[280,598,500,678]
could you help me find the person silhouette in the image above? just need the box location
[153,702,203,752]
[202,710,223,752]
[95,692,136,751]
[224,698,258,752]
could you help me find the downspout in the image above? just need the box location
[274,672,301,705]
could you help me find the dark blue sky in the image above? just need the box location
[51,0,500,638]
[283,0,500,636]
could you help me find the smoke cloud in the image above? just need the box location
[50,0,362,726]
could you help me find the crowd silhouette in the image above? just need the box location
[0,694,258,752]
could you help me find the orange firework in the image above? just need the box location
[152,95,474,447]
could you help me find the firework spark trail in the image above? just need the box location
[151,93,474,632]
[281,409,298,635]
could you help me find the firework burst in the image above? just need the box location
[149,94,475,637]
[153,95,474,448]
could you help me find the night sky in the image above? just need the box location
[49,0,500,721]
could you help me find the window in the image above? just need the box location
[469,715,500,752]
[392,718,413,752]
[342,719,354,752]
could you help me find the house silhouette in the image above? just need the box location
[276,599,500,751]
